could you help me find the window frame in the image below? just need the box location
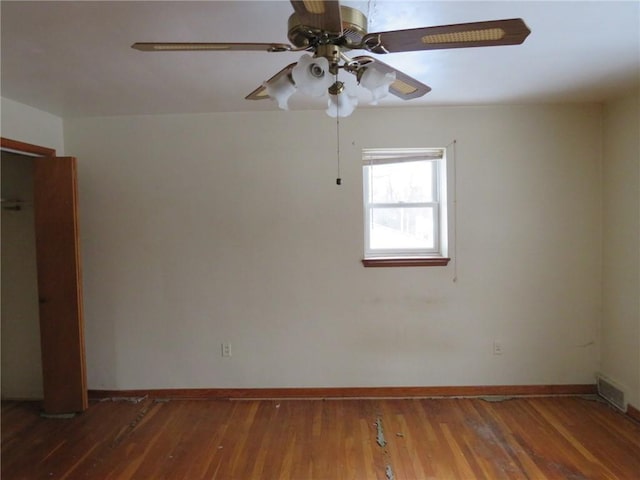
[362,147,450,267]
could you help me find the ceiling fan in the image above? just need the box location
[132,1,531,117]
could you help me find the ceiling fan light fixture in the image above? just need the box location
[359,66,396,105]
[421,28,505,45]
[292,54,333,97]
[326,89,358,118]
[264,74,297,110]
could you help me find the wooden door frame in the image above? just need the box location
[1,137,56,157]
[1,136,87,412]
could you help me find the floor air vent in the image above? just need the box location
[597,375,627,412]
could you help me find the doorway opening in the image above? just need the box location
[1,137,88,414]
[1,151,42,400]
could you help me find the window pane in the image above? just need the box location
[368,160,434,203]
[369,207,435,250]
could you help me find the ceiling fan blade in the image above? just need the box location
[289,1,343,34]
[131,42,292,52]
[352,56,431,100]
[245,63,297,101]
[362,18,531,54]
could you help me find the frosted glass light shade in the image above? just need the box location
[360,67,396,105]
[326,91,358,118]
[292,54,333,97]
[264,75,296,110]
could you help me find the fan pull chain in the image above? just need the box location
[336,115,342,185]
[336,72,342,186]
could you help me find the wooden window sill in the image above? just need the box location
[362,258,451,268]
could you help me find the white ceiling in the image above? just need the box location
[1,1,638,118]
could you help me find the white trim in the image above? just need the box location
[363,149,447,260]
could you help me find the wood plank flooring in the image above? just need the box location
[2,396,639,479]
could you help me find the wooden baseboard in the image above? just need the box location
[626,403,640,422]
[88,384,596,401]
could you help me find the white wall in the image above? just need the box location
[601,87,640,409]
[64,104,602,390]
[1,97,64,154]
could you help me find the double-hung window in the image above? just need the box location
[362,148,449,266]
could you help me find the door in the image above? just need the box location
[33,156,88,413]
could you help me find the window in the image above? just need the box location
[362,148,449,267]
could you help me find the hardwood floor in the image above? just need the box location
[2,396,639,479]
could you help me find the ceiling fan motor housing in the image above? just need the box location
[287,6,368,49]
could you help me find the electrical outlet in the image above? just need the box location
[493,341,503,355]
[221,342,232,357]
